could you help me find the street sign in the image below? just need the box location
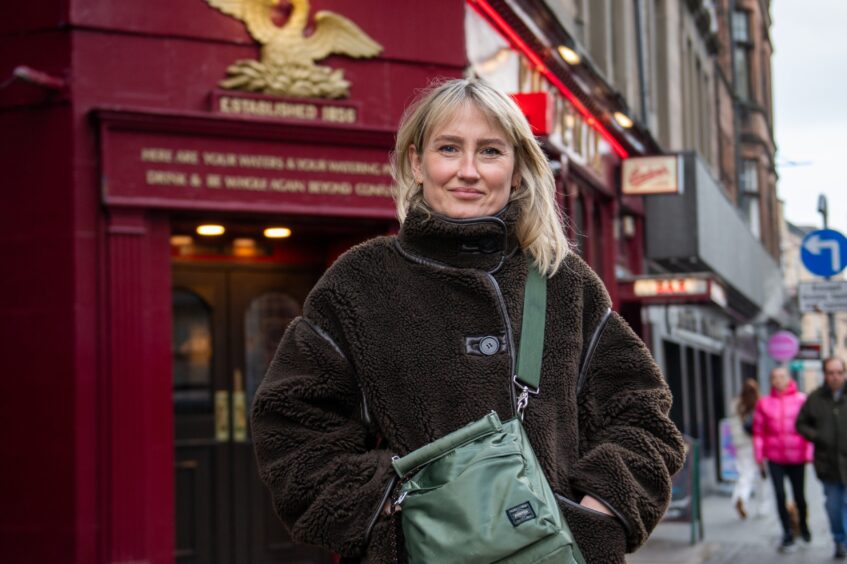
[801,229,847,277]
[796,342,822,360]
[767,331,799,361]
[799,281,847,312]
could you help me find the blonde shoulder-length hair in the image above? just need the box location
[391,77,572,277]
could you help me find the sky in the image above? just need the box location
[772,0,847,235]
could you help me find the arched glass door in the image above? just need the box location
[173,264,329,564]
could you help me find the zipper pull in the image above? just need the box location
[389,489,408,514]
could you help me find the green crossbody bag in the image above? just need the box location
[390,266,586,564]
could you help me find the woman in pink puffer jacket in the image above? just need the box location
[753,367,814,553]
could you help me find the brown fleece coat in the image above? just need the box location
[251,205,685,563]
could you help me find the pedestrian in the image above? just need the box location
[250,77,686,563]
[730,378,770,519]
[753,366,814,553]
[796,356,847,559]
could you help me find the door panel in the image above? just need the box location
[173,264,331,564]
[229,269,331,564]
[173,270,232,563]
[175,451,212,562]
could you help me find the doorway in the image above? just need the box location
[171,262,331,563]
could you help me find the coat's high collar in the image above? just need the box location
[396,204,521,272]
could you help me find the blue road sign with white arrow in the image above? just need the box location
[801,229,847,277]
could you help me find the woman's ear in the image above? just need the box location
[408,145,423,184]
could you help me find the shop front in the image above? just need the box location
[2,1,467,562]
[634,153,787,485]
[98,108,403,562]
[620,274,735,488]
[464,0,661,314]
[2,1,672,562]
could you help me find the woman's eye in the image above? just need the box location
[438,145,458,154]
[481,147,503,157]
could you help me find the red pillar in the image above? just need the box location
[102,208,174,563]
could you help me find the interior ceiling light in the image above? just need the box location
[170,235,193,246]
[557,45,581,65]
[614,111,634,129]
[467,0,629,158]
[196,224,225,236]
[264,227,292,239]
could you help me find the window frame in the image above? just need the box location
[731,9,753,101]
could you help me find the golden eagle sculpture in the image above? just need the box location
[207,0,383,98]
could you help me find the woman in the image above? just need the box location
[753,367,813,552]
[251,77,685,563]
[730,378,769,519]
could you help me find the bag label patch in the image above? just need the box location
[506,501,536,527]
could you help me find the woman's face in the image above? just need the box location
[408,102,518,219]
[771,368,790,392]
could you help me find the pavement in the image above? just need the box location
[628,466,840,563]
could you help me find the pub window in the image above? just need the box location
[739,159,760,239]
[172,289,213,413]
[465,3,520,92]
[732,10,752,101]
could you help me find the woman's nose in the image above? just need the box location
[457,155,480,182]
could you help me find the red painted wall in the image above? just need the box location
[1,1,466,563]
[0,105,79,563]
[68,0,466,125]
[0,10,80,558]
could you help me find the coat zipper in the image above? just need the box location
[394,240,518,415]
[576,308,612,397]
[484,271,518,414]
[364,474,398,543]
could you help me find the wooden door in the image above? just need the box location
[173,268,232,563]
[173,264,332,563]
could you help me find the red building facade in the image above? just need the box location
[1,1,656,562]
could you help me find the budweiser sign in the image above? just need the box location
[621,155,682,195]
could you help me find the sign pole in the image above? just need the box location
[819,194,837,357]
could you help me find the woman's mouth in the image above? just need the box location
[448,188,484,199]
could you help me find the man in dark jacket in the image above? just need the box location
[796,356,847,559]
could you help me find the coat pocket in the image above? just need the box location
[555,493,626,564]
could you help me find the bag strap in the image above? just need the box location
[514,264,547,416]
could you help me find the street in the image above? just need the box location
[630,467,836,563]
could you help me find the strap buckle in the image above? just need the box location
[513,374,540,419]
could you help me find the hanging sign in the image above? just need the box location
[622,155,682,195]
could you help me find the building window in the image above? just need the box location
[740,159,760,239]
[732,10,752,100]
